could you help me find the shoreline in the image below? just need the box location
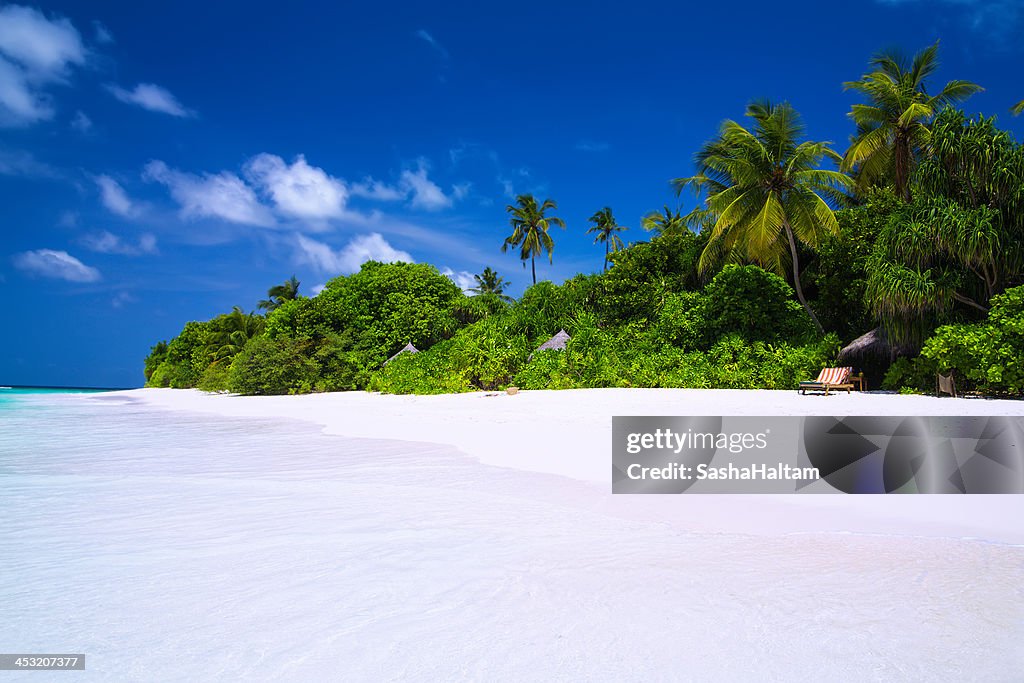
[89,387,1024,546]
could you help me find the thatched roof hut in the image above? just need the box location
[384,342,419,365]
[529,329,570,361]
[838,327,901,364]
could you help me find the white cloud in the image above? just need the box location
[96,175,137,217]
[13,248,100,282]
[351,167,462,211]
[81,230,157,256]
[71,109,91,132]
[0,6,84,75]
[349,177,405,201]
[0,5,86,127]
[441,267,476,293]
[311,283,326,296]
[295,233,413,275]
[244,154,348,220]
[144,160,275,226]
[400,164,452,210]
[107,83,193,117]
[0,56,51,124]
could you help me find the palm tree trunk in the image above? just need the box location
[531,255,536,285]
[604,240,609,272]
[783,222,824,335]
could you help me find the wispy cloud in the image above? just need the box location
[295,233,413,275]
[96,175,139,217]
[350,177,406,201]
[144,160,275,227]
[92,20,113,45]
[576,140,610,153]
[415,29,449,59]
[13,248,101,282]
[400,163,453,211]
[0,5,86,126]
[0,148,61,178]
[875,0,1024,44]
[107,83,194,117]
[81,230,157,256]
[111,291,137,308]
[71,109,91,132]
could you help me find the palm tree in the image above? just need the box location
[502,194,565,285]
[258,275,300,312]
[641,205,686,236]
[469,266,514,303]
[673,100,853,334]
[587,207,627,271]
[212,307,265,362]
[842,42,982,201]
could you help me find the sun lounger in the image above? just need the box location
[799,367,854,395]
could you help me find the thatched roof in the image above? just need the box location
[529,329,570,361]
[384,342,419,365]
[537,329,571,351]
[838,328,899,363]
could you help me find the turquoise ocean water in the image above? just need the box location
[0,386,116,407]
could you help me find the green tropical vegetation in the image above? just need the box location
[841,43,982,201]
[258,275,301,312]
[586,207,627,271]
[673,100,853,334]
[145,44,1024,397]
[502,194,565,285]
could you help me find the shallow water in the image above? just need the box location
[1,393,1022,681]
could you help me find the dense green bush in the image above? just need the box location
[700,266,815,344]
[650,266,814,350]
[882,285,1024,395]
[596,230,706,324]
[226,336,320,395]
[919,285,1024,394]
[512,328,837,392]
[807,191,896,341]
[368,342,471,395]
[147,321,212,388]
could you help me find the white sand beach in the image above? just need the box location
[131,387,1024,543]
[2,388,1023,680]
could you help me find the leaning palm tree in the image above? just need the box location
[641,205,687,236]
[502,194,565,285]
[587,207,627,271]
[212,307,265,362]
[842,42,982,201]
[469,266,514,303]
[258,275,300,312]
[673,100,853,334]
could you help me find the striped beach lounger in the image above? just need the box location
[798,367,854,396]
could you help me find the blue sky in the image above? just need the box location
[2,0,1023,388]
